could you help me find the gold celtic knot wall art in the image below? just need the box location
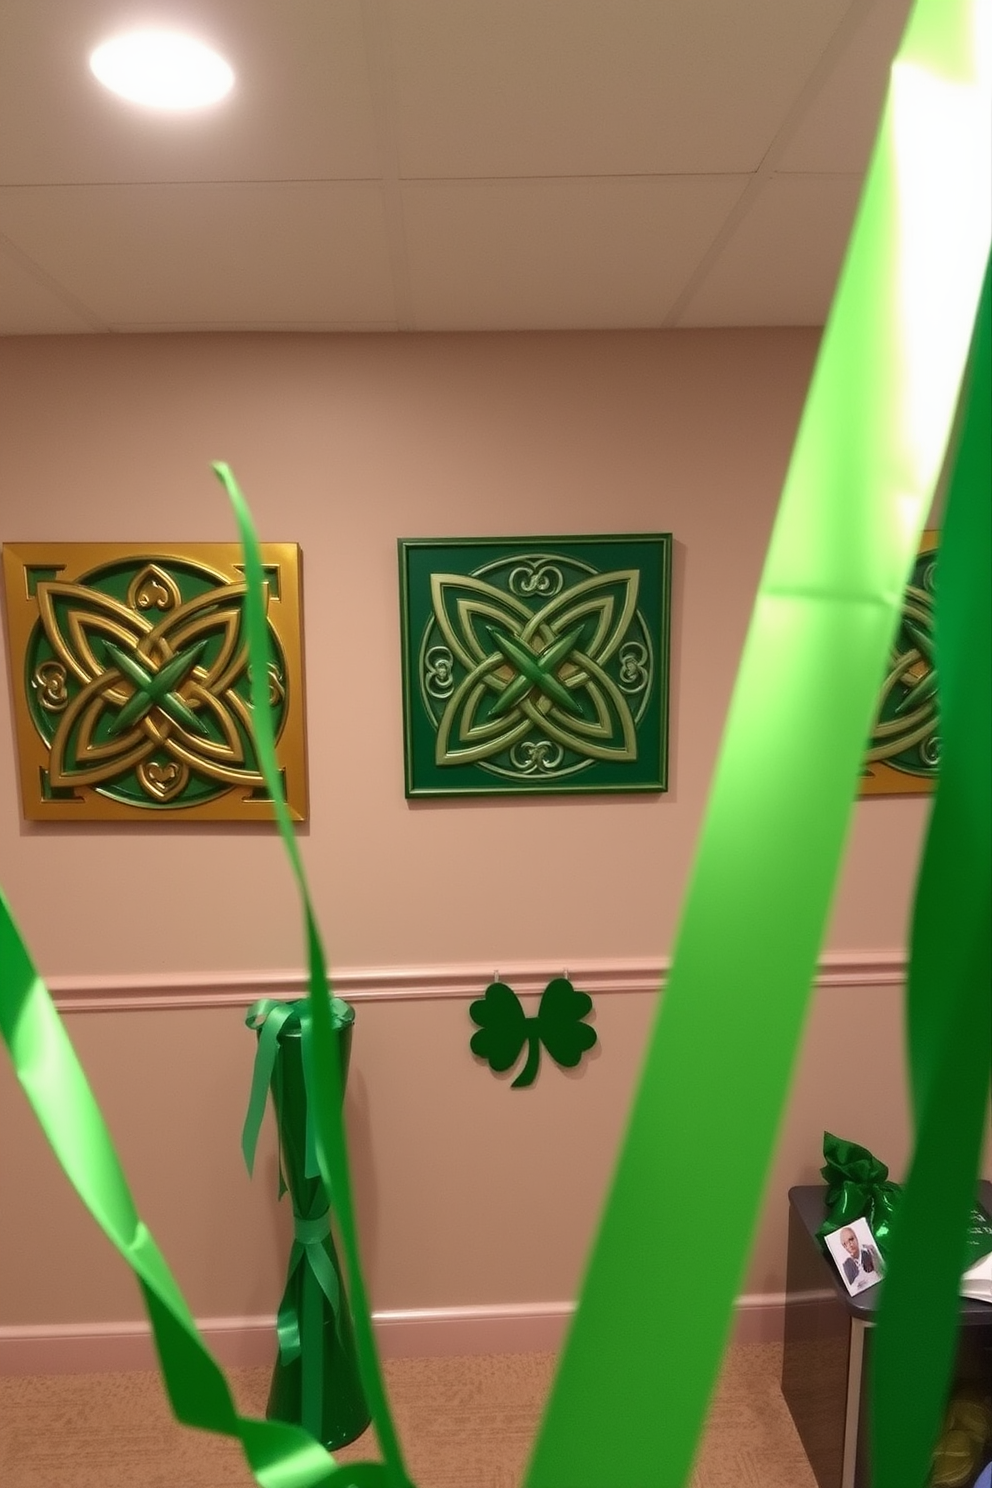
[399,535,672,796]
[2,544,307,821]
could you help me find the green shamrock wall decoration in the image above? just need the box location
[469,977,598,1088]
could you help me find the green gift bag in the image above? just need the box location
[242,997,371,1451]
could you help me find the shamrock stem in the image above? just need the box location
[511,1028,542,1088]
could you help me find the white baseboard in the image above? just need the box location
[0,1295,785,1375]
[0,1316,277,1376]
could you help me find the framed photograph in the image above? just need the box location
[398,533,672,798]
[825,1218,885,1297]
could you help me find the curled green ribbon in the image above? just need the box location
[213,462,413,1488]
[525,3,990,1486]
[871,261,992,1488]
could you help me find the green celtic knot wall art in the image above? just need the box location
[860,529,938,796]
[398,535,672,796]
[2,542,308,821]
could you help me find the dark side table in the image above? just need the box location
[782,1183,992,1488]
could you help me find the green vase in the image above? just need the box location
[249,998,371,1452]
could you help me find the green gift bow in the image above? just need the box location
[818,1131,904,1254]
[818,1131,992,1267]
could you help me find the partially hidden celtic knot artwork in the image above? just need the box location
[2,543,307,820]
[398,535,672,796]
[860,530,938,796]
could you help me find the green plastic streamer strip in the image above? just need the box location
[525,3,991,1485]
[213,461,412,1488]
[0,890,353,1488]
[871,266,991,1488]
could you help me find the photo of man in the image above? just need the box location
[825,1218,885,1296]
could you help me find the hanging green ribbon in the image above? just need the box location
[213,461,413,1488]
[280,1206,340,1366]
[525,3,990,1486]
[243,999,297,1196]
[243,996,355,1185]
[871,263,991,1488]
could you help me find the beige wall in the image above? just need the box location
[0,330,944,1330]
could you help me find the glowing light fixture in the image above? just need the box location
[89,30,234,110]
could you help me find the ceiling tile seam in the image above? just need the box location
[0,231,107,331]
[397,173,750,188]
[0,179,385,191]
[662,0,886,328]
[102,321,402,331]
[361,0,415,331]
[0,172,860,192]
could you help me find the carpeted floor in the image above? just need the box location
[0,1342,817,1488]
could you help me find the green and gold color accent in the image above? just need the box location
[861,530,939,795]
[398,535,671,796]
[1,543,307,820]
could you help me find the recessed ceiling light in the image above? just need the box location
[89,30,234,111]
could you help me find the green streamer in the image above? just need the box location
[871,264,991,1488]
[0,889,352,1488]
[213,462,413,1488]
[525,2,990,1484]
[1,7,987,1487]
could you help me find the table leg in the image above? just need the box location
[841,1318,869,1488]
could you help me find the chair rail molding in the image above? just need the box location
[45,951,907,1013]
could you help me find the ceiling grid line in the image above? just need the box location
[0,2,915,334]
[0,232,107,331]
[663,0,886,328]
[361,0,415,331]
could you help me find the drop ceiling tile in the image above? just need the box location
[0,184,397,327]
[0,0,381,185]
[402,176,747,330]
[387,0,850,179]
[676,173,863,326]
[777,0,913,172]
[0,243,103,333]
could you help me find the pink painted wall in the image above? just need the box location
[0,330,944,1332]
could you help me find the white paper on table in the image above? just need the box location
[961,1250,992,1303]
